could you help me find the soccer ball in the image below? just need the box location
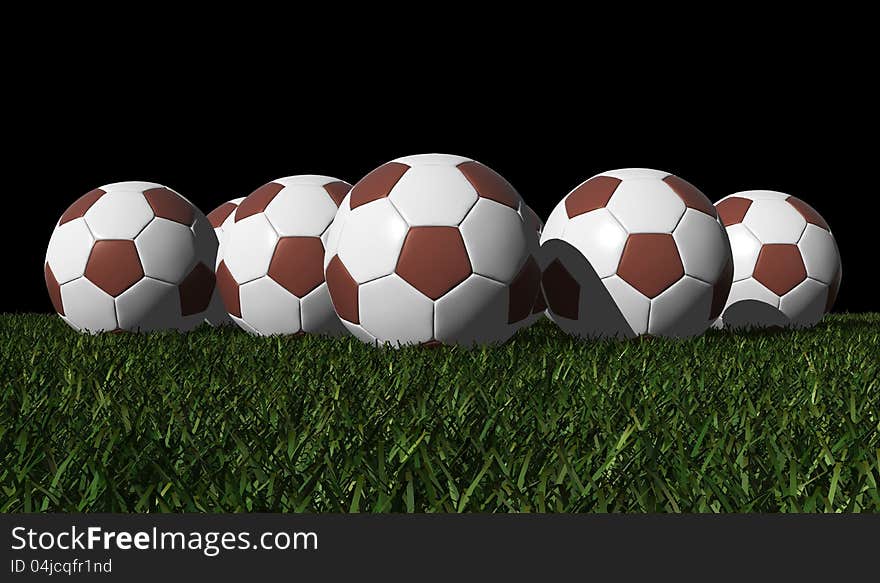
[323,153,541,347]
[215,176,352,336]
[715,190,841,329]
[539,168,733,338]
[44,181,217,333]
[203,197,245,326]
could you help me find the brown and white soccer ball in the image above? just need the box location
[715,190,841,329]
[203,197,245,326]
[323,153,541,347]
[215,176,351,336]
[539,168,733,339]
[44,181,218,333]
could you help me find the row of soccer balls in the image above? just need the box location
[44,154,841,345]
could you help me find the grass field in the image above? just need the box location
[1,313,878,512]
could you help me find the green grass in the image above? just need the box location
[1,313,878,512]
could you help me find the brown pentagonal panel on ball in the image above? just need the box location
[542,259,580,320]
[179,262,216,316]
[456,161,520,210]
[325,255,360,324]
[350,163,409,210]
[143,187,194,225]
[268,237,326,298]
[85,240,144,297]
[565,176,621,218]
[323,181,352,207]
[617,234,684,299]
[507,256,541,324]
[716,197,753,226]
[235,182,285,222]
[786,196,830,231]
[396,226,472,300]
[59,188,105,225]
[207,202,238,228]
[215,260,241,317]
[663,175,716,218]
[44,263,65,315]
[753,244,807,296]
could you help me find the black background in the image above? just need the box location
[5,24,875,314]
